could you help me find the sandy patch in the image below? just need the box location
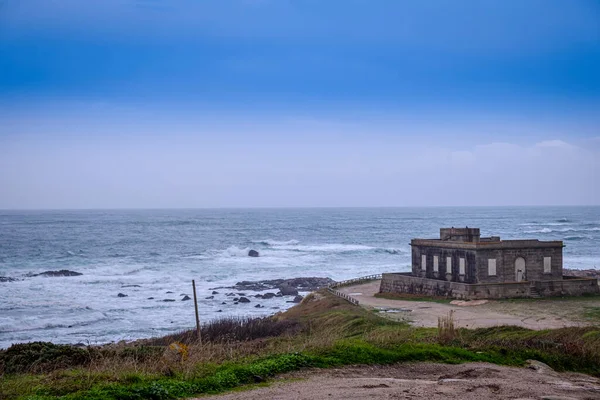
[336,281,600,329]
[200,362,600,400]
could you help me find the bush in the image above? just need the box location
[147,316,300,346]
[1,342,93,374]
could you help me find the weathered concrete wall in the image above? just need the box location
[380,273,599,300]
[411,246,478,284]
[412,241,563,284]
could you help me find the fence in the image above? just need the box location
[328,274,382,289]
[326,274,382,305]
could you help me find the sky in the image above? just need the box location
[0,0,599,208]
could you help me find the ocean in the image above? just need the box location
[1,207,599,348]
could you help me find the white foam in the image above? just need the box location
[252,239,300,246]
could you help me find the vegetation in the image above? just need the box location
[3,291,600,399]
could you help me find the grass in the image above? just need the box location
[374,292,452,303]
[583,307,600,322]
[3,291,600,399]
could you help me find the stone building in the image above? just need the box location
[380,227,599,299]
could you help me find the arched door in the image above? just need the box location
[515,257,526,282]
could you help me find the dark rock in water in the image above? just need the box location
[233,298,240,302]
[292,295,304,303]
[163,299,176,302]
[147,297,155,300]
[0,276,16,282]
[271,307,280,310]
[181,295,191,301]
[121,284,141,288]
[230,277,334,292]
[226,293,236,297]
[248,249,259,257]
[221,302,227,305]
[117,293,128,297]
[262,292,276,299]
[564,268,600,279]
[212,291,219,295]
[205,296,214,299]
[234,302,238,305]
[276,293,283,297]
[254,294,263,298]
[237,293,246,296]
[254,304,263,308]
[217,309,222,312]
[180,293,188,296]
[166,291,174,294]
[238,297,251,303]
[278,284,298,296]
[32,270,83,277]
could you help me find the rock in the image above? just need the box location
[217,309,222,312]
[147,297,155,300]
[205,296,214,299]
[230,277,334,292]
[117,293,128,297]
[0,277,16,282]
[226,293,236,297]
[262,292,276,299]
[162,299,176,302]
[212,291,219,295]
[564,268,600,279]
[292,295,304,303]
[166,291,174,294]
[234,302,238,305]
[121,284,141,288]
[221,302,227,305]
[255,304,262,308]
[233,297,239,302]
[278,284,298,296]
[238,297,251,303]
[254,294,263,298]
[248,249,259,257]
[181,295,191,301]
[32,270,82,277]
[526,360,556,375]
[237,293,246,296]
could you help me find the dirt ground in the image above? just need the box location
[201,362,600,400]
[337,280,600,330]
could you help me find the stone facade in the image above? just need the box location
[380,273,600,300]
[411,228,563,284]
[380,227,599,299]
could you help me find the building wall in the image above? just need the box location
[412,246,478,284]
[413,243,563,284]
[380,273,599,299]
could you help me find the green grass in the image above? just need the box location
[3,291,600,399]
[374,292,452,303]
[584,307,600,322]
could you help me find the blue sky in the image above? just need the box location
[1,1,599,208]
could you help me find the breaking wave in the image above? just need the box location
[252,239,300,246]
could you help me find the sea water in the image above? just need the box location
[1,207,599,348]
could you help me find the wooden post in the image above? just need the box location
[192,279,201,344]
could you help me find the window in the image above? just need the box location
[459,258,465,275]
[544,257,551,274]
[421,254,427,271]
[488,259,497,276]
[447,256,452,272]
[433,256,439,272]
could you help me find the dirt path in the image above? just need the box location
[201,362,600,399]
[337,281,600,329]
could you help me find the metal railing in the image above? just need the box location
[326,274,382,305]
[328,274,382,289]
[327,287,360,305]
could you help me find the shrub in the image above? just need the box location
[1,342,93,374]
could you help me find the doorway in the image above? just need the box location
[515,257,526,282]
